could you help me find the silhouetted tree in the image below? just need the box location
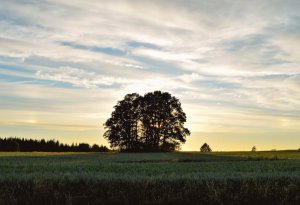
[92,144,100,152]
[104,93,142,151]
[252,146,256,152]
[91,144,110,152]
[104,91,190,152]
[200,143,212,152]
[141,91,190,151]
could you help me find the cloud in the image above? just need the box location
[1,0,299,76]
[1,0,300,149]
[35,66,127,88]
[0,37,143,69]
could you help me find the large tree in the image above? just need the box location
[104,91,190,152]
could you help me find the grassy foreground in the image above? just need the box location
[0,151,300,205]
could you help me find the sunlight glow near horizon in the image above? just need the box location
[0,0,300,151]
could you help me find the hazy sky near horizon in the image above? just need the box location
[0,0,300,151]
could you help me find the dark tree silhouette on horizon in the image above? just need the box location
[104,91,190,152]
[104,93,142,151]
[0,137,109,152]
[200,143,212,152]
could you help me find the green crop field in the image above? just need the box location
[0,151,300,205]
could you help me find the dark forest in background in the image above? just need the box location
[0,137,109,152]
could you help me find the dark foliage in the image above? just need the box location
[200,143,212,152]
[104,91,190,152]
[0,137,109,152]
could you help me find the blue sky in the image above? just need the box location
[0,0,300,151]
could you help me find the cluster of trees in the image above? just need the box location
[104,91,190,152]
[0,137,109,152]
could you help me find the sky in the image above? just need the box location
[0,0,300,151]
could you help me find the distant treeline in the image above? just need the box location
[0,137,109,152]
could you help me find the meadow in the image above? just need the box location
[0,151,300,205]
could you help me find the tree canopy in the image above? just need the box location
[104,91,190,152]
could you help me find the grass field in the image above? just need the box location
[0,151,300,205]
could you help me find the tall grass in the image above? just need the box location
[0,151,299,204]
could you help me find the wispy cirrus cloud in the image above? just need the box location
[35,66,128,88]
